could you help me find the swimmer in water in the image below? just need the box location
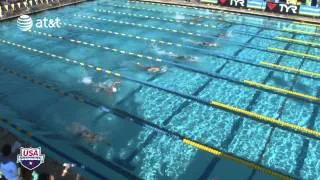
[173,55,199,62]
[218,31,232,39]
[70,123,111,146]
[96,80,121,95]
[136,62,167,73]
[193,41,218,47]
[191,16,204,23]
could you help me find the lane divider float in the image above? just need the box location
[277,37,320,47]
[183,139,291,180]
[268,47,320,61]
[260,61,320,78]
[210,101,320,138]
[282,28,320,36]
[244,80,319,101]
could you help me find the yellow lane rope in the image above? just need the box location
[260,61,320,78]
[276,37,320,47]
[282,28,320,36]
[244,80,319,101]
[183,139,292,180]
[210,101,320,137]
[268,47,320,60]
[94,9,217,29]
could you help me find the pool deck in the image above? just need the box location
[0,0,86,21]
[0,127,83,179]
[132,0,320,24]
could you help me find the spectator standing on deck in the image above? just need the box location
[0,144,19,180]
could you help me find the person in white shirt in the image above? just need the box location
[0,144,19,180]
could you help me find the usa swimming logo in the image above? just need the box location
[17,147,45,170]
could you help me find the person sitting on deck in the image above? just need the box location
[136,62,167,73]
[0,144,19,180]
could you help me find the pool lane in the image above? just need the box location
[96,1,302,33]
[127,0,320,33]
[0,1,320,179]
[0,38,306,179]
[1,35,320,148]
[245,41,314,178]
[71,13,320,63]
[57,22,320,80]
[22,29,320,105]
[2,19,320,140]
[0,68,142,180]
[0,61,289,179]
[95,2,320,41]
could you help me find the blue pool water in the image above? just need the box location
[0,0,320,179]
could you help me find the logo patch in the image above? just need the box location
[267,2,277,10]
[17,147,45,170]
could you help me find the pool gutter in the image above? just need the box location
[131,0,320,25]
[0,0,86,21]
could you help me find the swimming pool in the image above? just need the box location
[0,0,320,179]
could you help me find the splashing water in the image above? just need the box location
[81,76,92,85]
[174,14,185,20]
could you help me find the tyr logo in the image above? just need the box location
[279,4,298,13]
[230,0,245,6]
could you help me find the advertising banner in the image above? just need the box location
[219,0,247,8]
[265,2,300,14]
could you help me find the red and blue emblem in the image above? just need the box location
[17,147,45,170]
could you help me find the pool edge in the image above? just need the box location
[130,0,320,25]
[0,0,87,22]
